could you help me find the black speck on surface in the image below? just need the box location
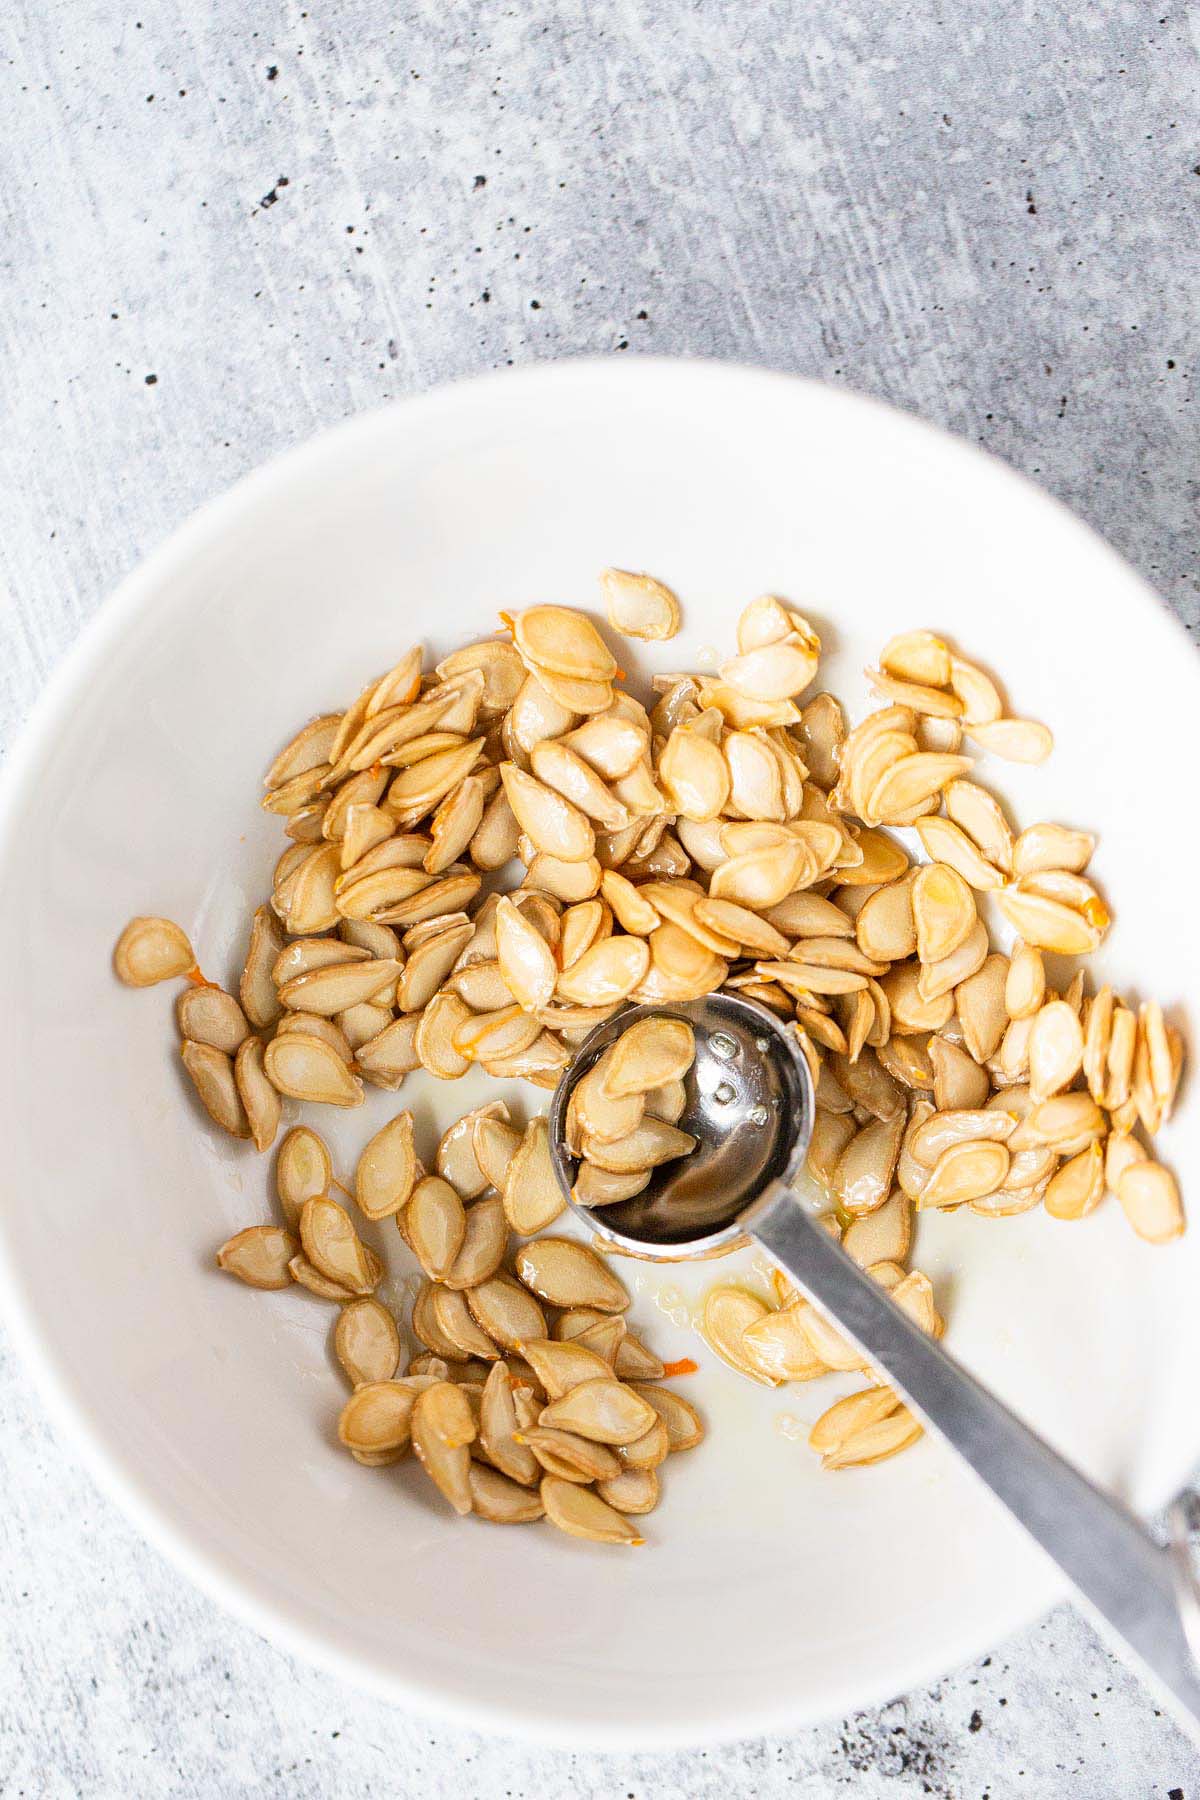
[473,173,486,188]
[266,64,278,79]
[143,373,157,385]
[968,1710,983,1733]
[1026,189,1037,214]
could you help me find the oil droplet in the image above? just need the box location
[714,1080,737,1105]
[775,1412,806,1442]
[696,643,720,667]
[710,1032,737,1061]
[749,1105,769,1126]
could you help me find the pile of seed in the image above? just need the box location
[214,1107,702,1541]
[116,568,1185,1486]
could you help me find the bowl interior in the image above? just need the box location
[1,360,1197,1748]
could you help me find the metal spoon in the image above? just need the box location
[548,991,1200,1742]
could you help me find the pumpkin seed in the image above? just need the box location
[1117,1160,1184,1243]
[699,1287,779,1386]
[468,1111,522,1192]
[289,1254,358,1301]
[539,1475,644,1544]
[300,1196,377,1293]
[429,1284,502,1361]
[412,1382,476,1514]
[181,1041,251,1139]
[338,1376,432,1455]
[467,1275,547,1349]
[600,567,682,642]
[601,1015,696,1098]
[356,1012,422,1088]
[581,1116,697,1174]
[238,905,284,1028]
[572,1162,652,1208]
[523,1430,622,1484]
[275,1126,332,1230]
[263,1032,364,1106]
[412,990,472,1079]
[216,1225,296,1288]
[910,815,1002,892]
[539,1377,657,1444]
[114,915,195,986]
[832,1111,906,1216]
[555,935,650,1006]
[335,1298,402,1386]
[503,1117,566,1235]
[1028,1000,1084,1102]
[920,1139,1011,1209]
[469,1463,545,1522]
[515,1238,630,1312]
[233,1037,281,1152]
[1043,1141,1105,1221]
[406,1174,467,1281]
[967,716,1053,763]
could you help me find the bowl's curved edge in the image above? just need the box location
[0,352,1194,1749]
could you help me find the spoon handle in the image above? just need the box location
[753,1186,1200,1741]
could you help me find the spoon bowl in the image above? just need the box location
[548,993,815,1255]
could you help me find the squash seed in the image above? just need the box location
[467,1275,547,1349]
[601,567,682,641]
[597,1468,660,1514]
[275,1126,332,1230]
[240,905,285,1028]
[216,1225,297,1288]
[809,1385,903,1456]
[503,1117,566,1235]
[234,1036,281,1152]
[515,1238,630,1312]
[602,1015,696,1096]
[540,1475,644,1544]
[114,915,195,986]
[701,1287,780,1386]
[478,1362,540,1485]
[182,1041,251,1138]
[430,1284,503,1361]
[468,1463,545,1523]
[335,1298,401,1386]
[407,1175,467,1281]
[1117,1161,1184,1244]
[832,1111,906,1216]
[1028,1000,1084,1102]
[412,1382,476,1514]
[1043,1142,1105,1221]
[523,1430,622,1484]
[263,1032,364,1106]
[581,1116,697,1174]
[538,1378,657,1444]
[338,1376,433,1454]
[289,1253,359,1301]
[176,985,250,1054]
[631,1385,704,1451]
[299,1196,378,1294]
[920,1140,1010,1209]
[494,894,558,1010]
[912,863,977,965]
[572,1162,652,1208]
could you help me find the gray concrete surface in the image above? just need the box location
[2,1,1199,1793]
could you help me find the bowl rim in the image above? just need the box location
[1,353,1196,1749]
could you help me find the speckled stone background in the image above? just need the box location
[2,2,1199,1794]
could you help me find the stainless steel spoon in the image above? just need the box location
[548,990,1200,1742]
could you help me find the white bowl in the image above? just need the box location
[1,358,1197,1750]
